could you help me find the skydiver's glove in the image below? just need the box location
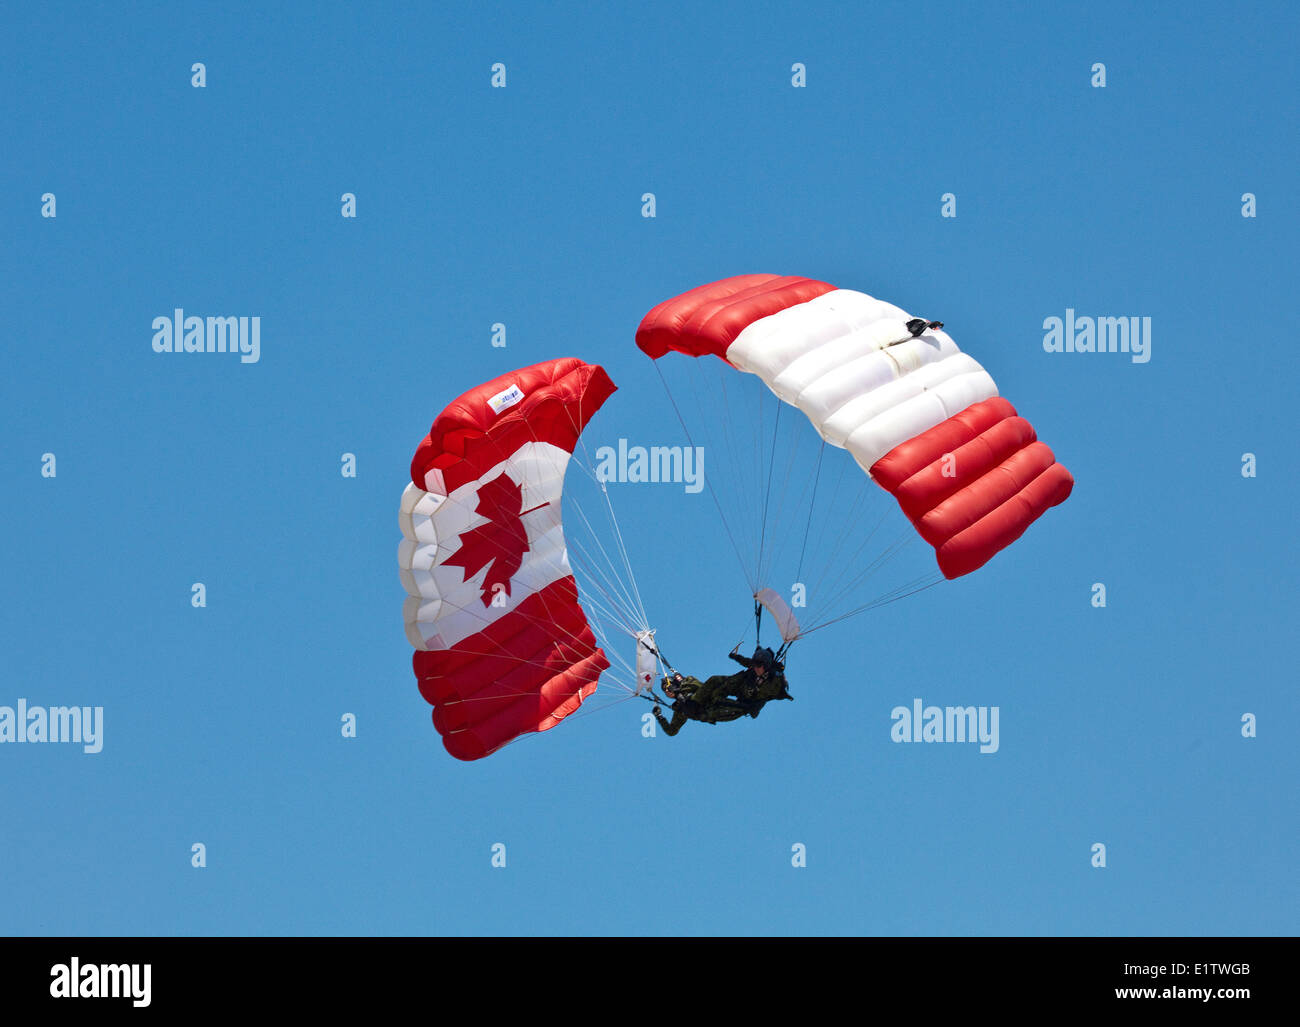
[652,706,661,716]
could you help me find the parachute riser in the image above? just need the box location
[637,634,681,695]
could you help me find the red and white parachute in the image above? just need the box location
[399,358,619,761]
[400,279,1075,760]
[637,274,1074,579]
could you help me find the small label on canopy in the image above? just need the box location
[487,383,525,415]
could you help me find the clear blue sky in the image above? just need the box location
[1,1,1296,936]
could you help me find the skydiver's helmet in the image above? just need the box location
[752,646,776,670]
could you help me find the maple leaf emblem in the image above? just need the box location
[446,473,542,607]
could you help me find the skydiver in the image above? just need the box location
[651,672,750,736]
[651,646,792,737]
[890,318,944,346]
[729,645,794,715]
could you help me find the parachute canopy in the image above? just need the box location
[754,588,801,643]
[399,358,616,760]
[637,275,1073,578]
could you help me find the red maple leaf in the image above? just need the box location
[446,473,534,607]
